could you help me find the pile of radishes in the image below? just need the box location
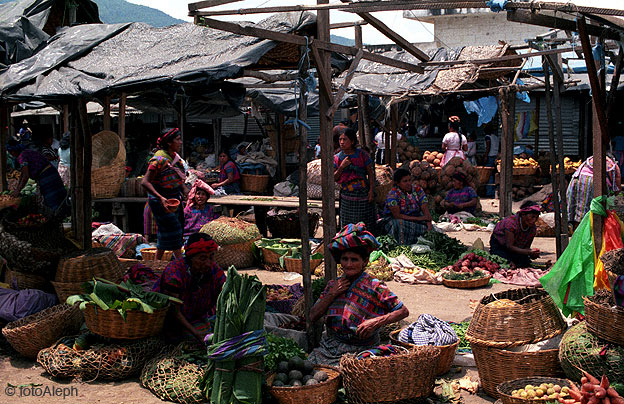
[452,252,501,273]
[559,371,624,404]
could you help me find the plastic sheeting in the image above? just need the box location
[0,12,317,102]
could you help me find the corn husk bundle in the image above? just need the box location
[398,140,421,163]
[200,217,260,246]
[408,159,440,195]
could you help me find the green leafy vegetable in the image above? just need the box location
[422,231,468,262]
[442,270,487,281]
[449,321,471,351]
[376,235,399,253]
[264,334,307,372]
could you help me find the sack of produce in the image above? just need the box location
[200,217,260,246]
[140,342,209,404]
[38,334,165,381]
[408,159,440,195]
[439,157,480,192]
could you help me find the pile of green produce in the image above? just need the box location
[256,238,302,257]
[67,278,182,318]
[449,321,471,351]
[443,270,488,281]
[264,334,307,372]
[463,217,489,227]
[387,245,449,271]
[422,231,468,262]
[311,278,327,303]
[270,356,329,388]
[376,235,399,254]
[459,249,509,269]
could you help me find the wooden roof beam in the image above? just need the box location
[188,0,242,12]
[200,17,424,73]
[507,10,621,41]
[424,46,572,66]
[330,21,367,29]
[242,70,298,83]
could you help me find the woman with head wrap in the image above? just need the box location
[441,116,467,166]
[183,180,219,242]
[308,223,409,366]
[490,201,541,268]
[57,132,71,187]
[441,172,478,214]
[8,138,69,217]
[381,168,432,244]
[153,233,225,342]
[212,149,241,195]
[141,128,189,260]
[334,128,376,232]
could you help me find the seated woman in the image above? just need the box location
[153,233,226,343]
[490,201,540,268]
[381,168,432,244]
[183,180,219,242]
[308,223,409,366]
[440,172,478,214]
[212,149,241,195]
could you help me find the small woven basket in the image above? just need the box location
[476,166,495,184]
[241,174,269,193]
[375,182,393,206]
[472,342,565,398]
[5,269,49,291]
[215,242,255,269]
[262,247,284,265]
[267,365,341,404]
[442,275,491,289]
[496,377,572,404]
[51,280,87,304]
[91,131,126,199]
[340,346,440,403]
[389,329,459,375]
[584,296,624,346]
[140,248,173,262]
[266,212,320,239]
[83,304,168,340]
[1,304,83,358]
[56,248,123,283]
[466,287,566,348]
[0,196,21,210]
[284,257,323,274]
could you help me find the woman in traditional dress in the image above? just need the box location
[490,201,541,268]
[308,223,409,366]
[334,128,376,231]
[381,168,432,244]
[141,128,188,260]
[183,179,219,242]
[153,233,226,342]
[440,172,478,214]
[440,116,467,167]
[57,132,71,187]
[212,149,241,195]
[566,156,621,227]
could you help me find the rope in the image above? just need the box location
[206,329,266,362]
[284,36,314,131]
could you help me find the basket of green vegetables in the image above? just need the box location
[442,270,491,289]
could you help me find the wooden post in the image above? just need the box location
[78,100,92,251]
[543,57,563,257]
[119,93,127,143]
[361,95,374,152]
[71,102,84,244]
[499,88,515,218]
[278,114,286,177]
[70,106,77,235]
[0,106,8,192]
[391,103,398,169]
[103,95,111,131]
[355,24,366,147]
[178,96,184,158]
[534,95,540,154]
[63,105,70,133]
[317,0,337,280]
[213,118,222,156]
[384,118,391,165]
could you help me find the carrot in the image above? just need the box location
[569,389,583,401]
[583,371,601,386]
[587,395,601,404]
[582,377,589,384]
[571,382,582,393]
[581,396,589,404]
[584,384,597,393]
[596,388,607,399]
[604,396,611,404]
[607,388,621,398]
[601,375,610,390]
[611,397,624,404]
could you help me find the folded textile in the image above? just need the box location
[236,152,278,177]
[0,288,58,322]
[398,314,458,346]
[94,233,145,258]
[493,267,549,287]
[391,254,444,285]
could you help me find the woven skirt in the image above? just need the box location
[339,188,377,233]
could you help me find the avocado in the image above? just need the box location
[288,356,304,370]
[274,373,288,384]
[303,360,314,374]
[306,379,319,386]
[313,370,328,382]
[277,361,289,373]
[291,379,303,387]
[302,375,313,384]
[272,380,285,387]
[288,370,303,381]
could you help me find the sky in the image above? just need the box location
[126,0,435,45]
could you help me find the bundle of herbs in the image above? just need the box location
[387,245,449,271]
[422,231,468,262]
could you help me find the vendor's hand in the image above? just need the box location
[448,202,456,208]
[367,189,374,203]
[529,248,541,259]
[426,221,432,231]
[356,317,381,339]
[160,197,168,209]
[329,278,350,299]
[339,157,351,170]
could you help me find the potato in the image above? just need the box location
[433,158,441,166]
[428,179,437,189]
[420,180,428,188]
[437,152,444,159]
[434,195,443,203]
[421,171,430,180]
[421,161,430,170]
[409,160,419,169]
[412,167,422,176]
[426,155,435,163]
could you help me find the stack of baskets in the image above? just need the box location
[466,287,567,398]
[389,329,459,375]
[340,346,440,403]
[91,130,126,199]
[140,247,173,261]
[200,217,261,269]
[52,248,124,303]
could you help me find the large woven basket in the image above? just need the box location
[284,256,323,274]
[466,288,566,347]
[0,196,21,210]
[140,247,173,262]
[375,182,393,206]
[340,346,440,403]
[83,304,168,340]
[241,173,269,193]
[442,275,491,289]
[476,166,495,185]
[267,365,341,404]
[215,242,255,269]
[472,342,565,398]
[389,329,459,375]
[56,248,123,283]
[262,247,284,265]
[51,280,87,303]
[266,212,320,239]
[496,377,572,404]
[91,130,126,199]
[5,269,49,291]
[583,296,624,346]
[2,304,83,358]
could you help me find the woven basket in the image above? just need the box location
[340,346,440,403]
[466,288,566,348]
[584,296,624,346]
[476,166,495,184]
[56,248,123,283]
[497,166,537,176]
[215,242,255,269]
[5,269,49,291]
[1,304,83,358]
[140,248,173,262]
[266,212,320,239]
[0,196,21,210]
[91,130,126,199]
[472,342,565,398]
[284,257,323,274]
[389,329,459,375]
[442,275,491,289]
[497,377,572,404]
[267,365,341,404]
[51,280,87,303]
[241,174,269,193]
[262,247,285,265]
[83,304,168,340]
[375,182,393,206]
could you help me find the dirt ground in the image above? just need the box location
[0,198,557,404]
